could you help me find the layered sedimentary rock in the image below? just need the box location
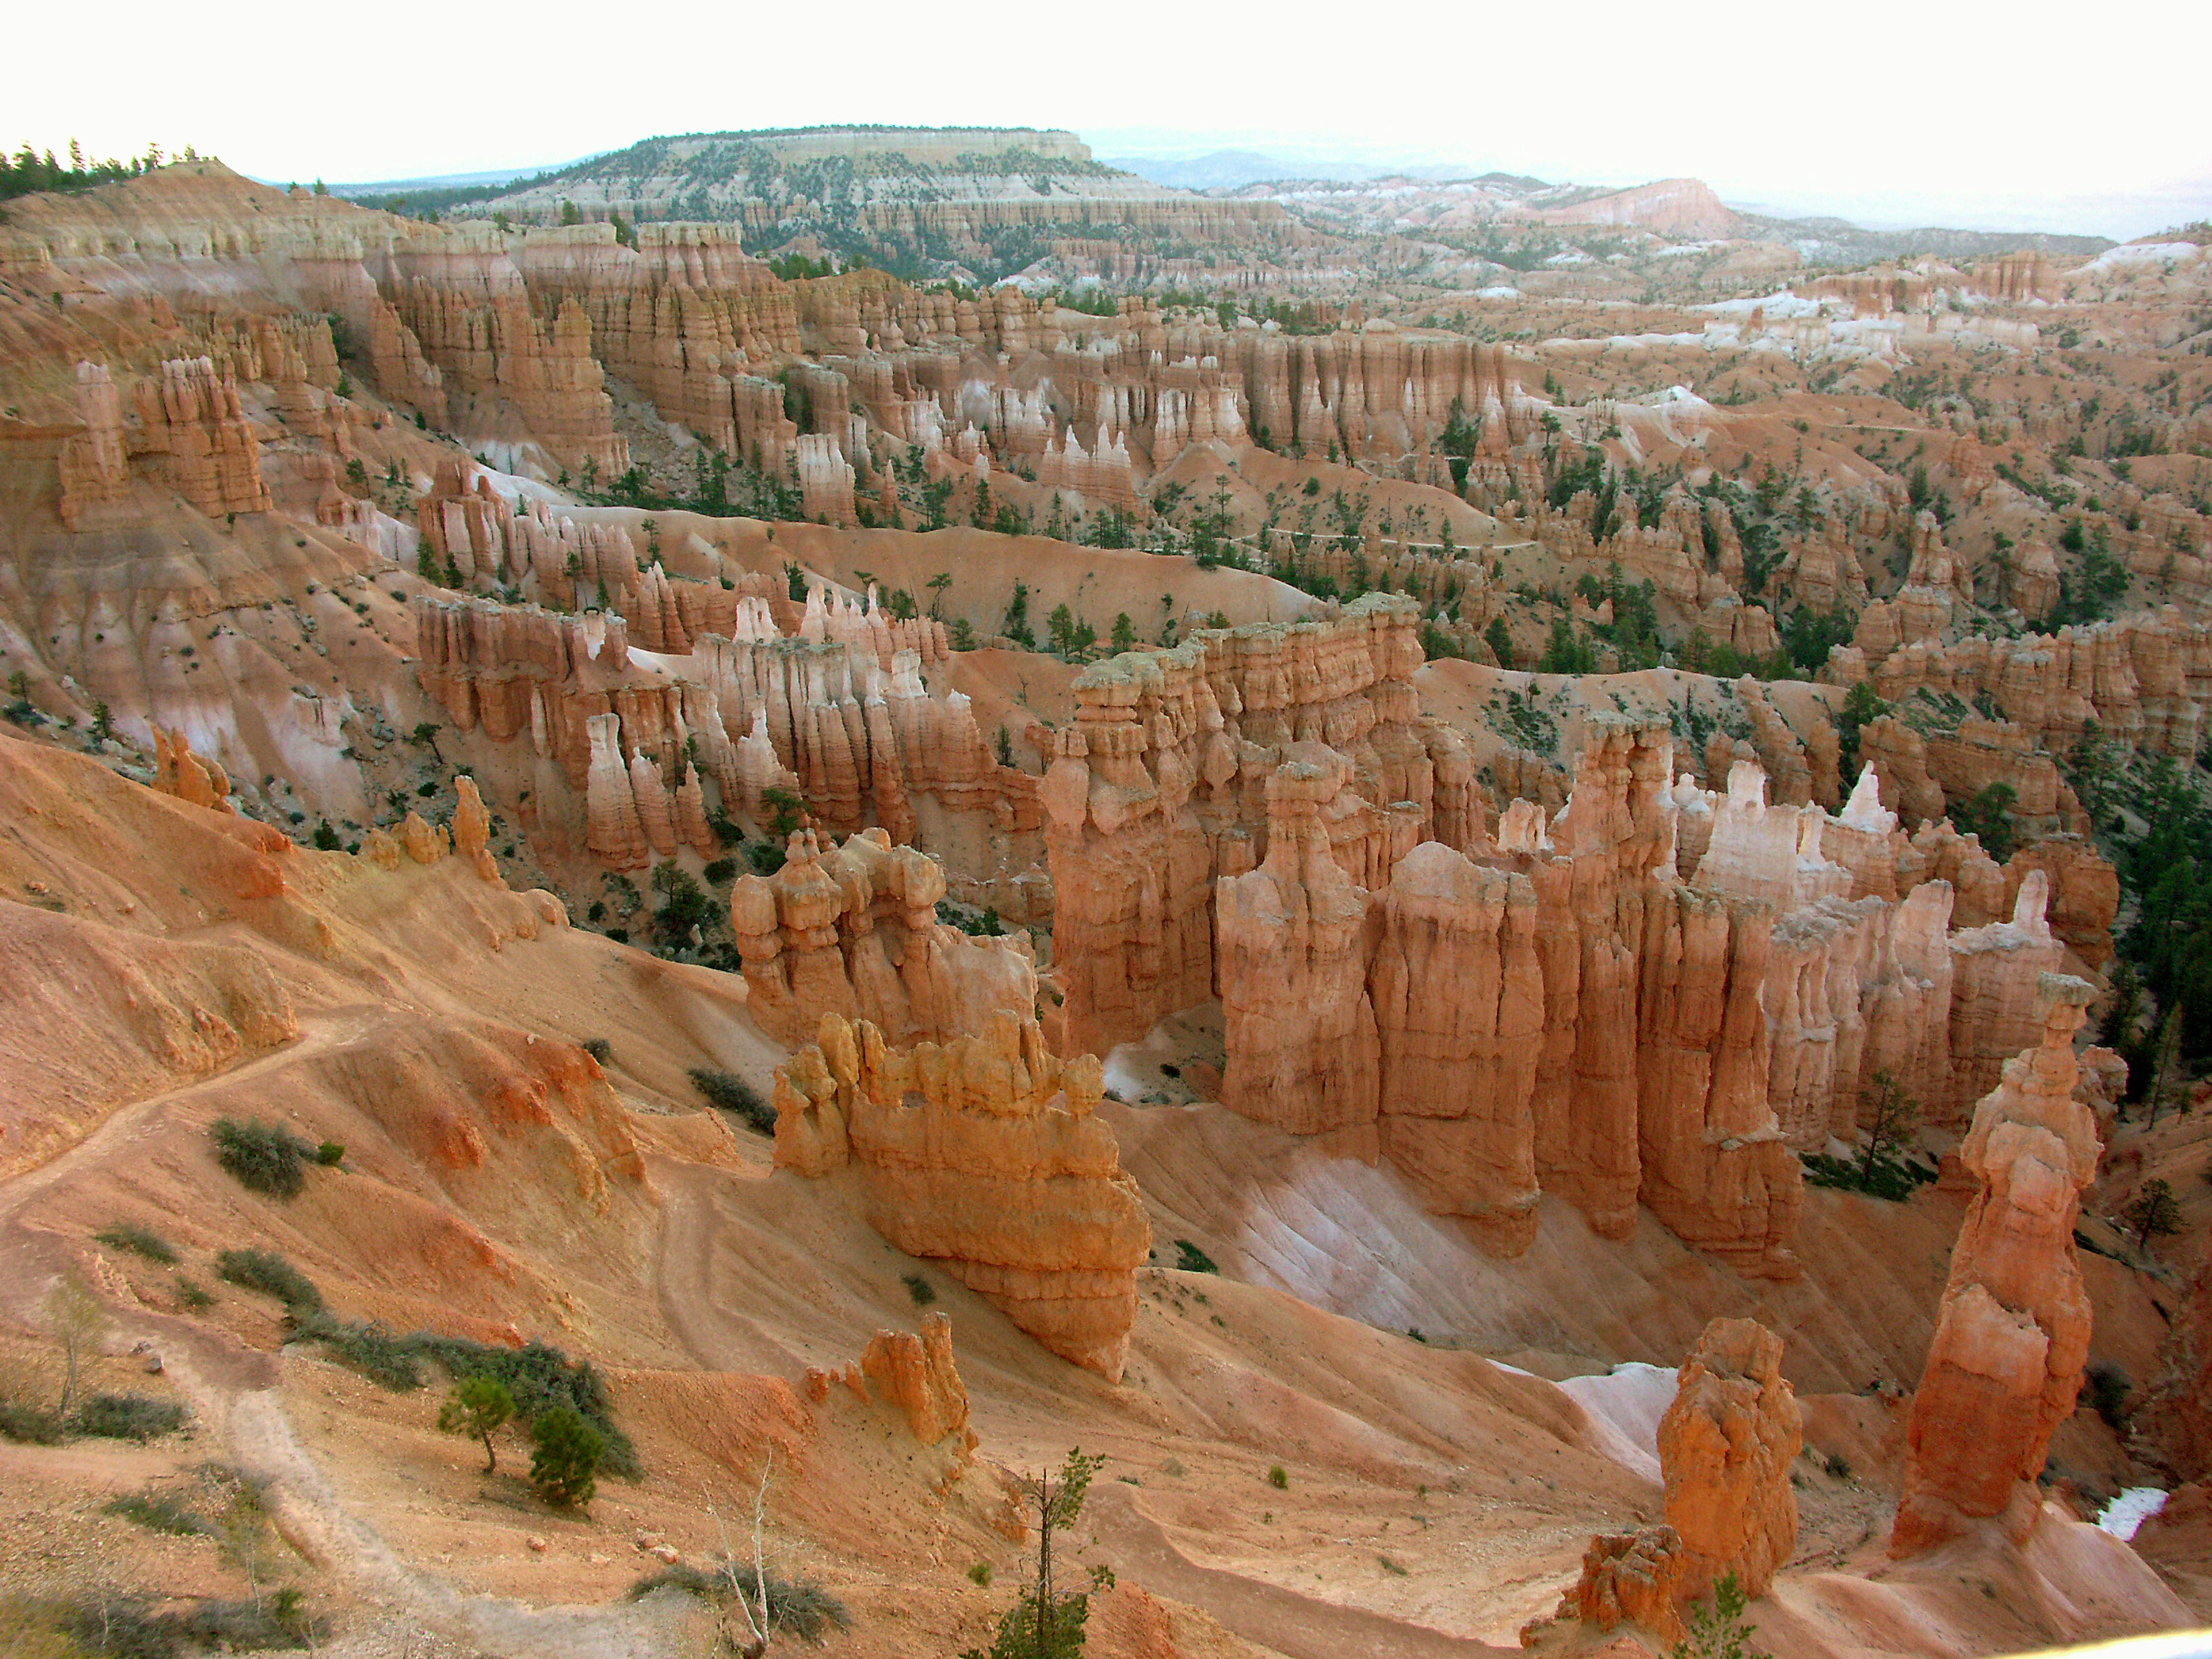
[384,267,627,478]
[408,528,1017,876]
[1634,888,1802,1278]
[132,357,271,517]
[802,1310,975,1457]
[772,1007,1151,1378]
[1217,762,1382,1143]
[1830,605,2212,766]
[730,828,1036,1048]
[1892,974,2101,1554]
[1944,873,2066,1117]
[1205,717,1800,1272]
[1046,595,1479,1058]
[1658,1318,1801,1599]
[1563,1525,1692,1643]
[1369,841,1545,1251]
[55,361,131,528]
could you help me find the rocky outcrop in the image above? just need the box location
[452,772,503,884]
[803,1310,975,1458]
[1217,762,1381,1145]
[132,357,271,517]
[408,557,1013,877]
[2003,836,2118,970]
[1892,974,2101,1555]
[1370,842,1545,1252]
[1831,605,2212,767]
[1658,1318,1801,1599]
[584,713,649,868]
[1635,889,1802,1278]
[55,361,131,528]
[151,727,234,812]
[1562,1526,1692,1643]
[772,1008,1150,1379]
[1944,872,2066,1118]
[730,828,1035,1048]
[1046,596,1479,1058]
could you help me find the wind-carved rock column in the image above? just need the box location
[583,713,647,868]
[1216,760,1381,1153]
[1043,646,1221,1056]
[1517,718,1679,1238]
[772,1008,1152,1380]
[731,828,1036,1048]
[1565,1316,1800,1641]
[1891,973,2101,1555]
[452,774,505,885]
[1637,888,1803,1279]
[1658,1317,1802,1599]
[1944,870,2066,1119]
[1369,842,1544,1253]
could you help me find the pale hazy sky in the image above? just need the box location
[13,0,2209,239]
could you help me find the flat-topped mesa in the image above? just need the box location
[1044,594,1480,1056]
[1892,974,2101,1555]
[132,356,271,517]
[1658,1317,1802,1600]
[730,827,1036,1050]
[772,1008,1152,1380]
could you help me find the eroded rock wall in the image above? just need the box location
[772,1007,1151,1379]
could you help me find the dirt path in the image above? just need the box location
[0,1007,691,1659]
[1085,1484,1510,1659]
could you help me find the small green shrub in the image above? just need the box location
[529,1404,604,1508]
[282,1319,636,1472]
[0,1402,67,1445]
[103,1490,209,1536]
[1378,1554,1408,1576]
[174,1278,215,1310]
[209,1118,313,1199]
[690,1067,774,1134]
[702,857,737,885]
[582,1037,613,1063]
[968,1562,993,1586]
[1824,1453,1851,1480]
[1267,1464,1288,1490]
[438,1373,517,1472]
[94,1222,177,1264]
[1669,1570,1766,1659]
[313,1141,345,1166]
[903,1272,937,1306]
[215,1248,323,1314]
[292,1313,422,1389]
[1799,1151,1937,1202]
[1173,1239,1219,1274]
[627,1562,851,1642]
[73,1394,188,1442]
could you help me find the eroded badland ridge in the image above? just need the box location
[1,125,2211,1658]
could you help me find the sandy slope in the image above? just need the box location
[0,728,2194,1657]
